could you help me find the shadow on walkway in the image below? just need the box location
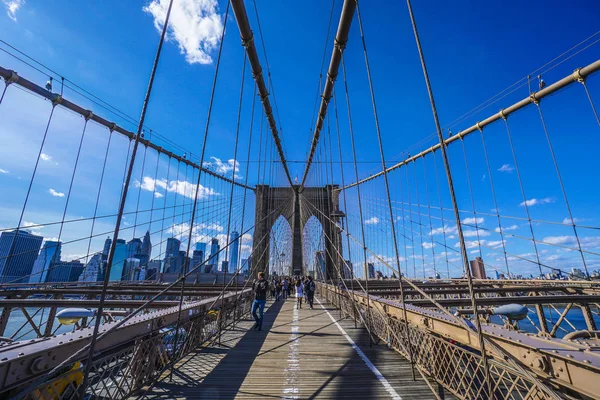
[136,300,285,400]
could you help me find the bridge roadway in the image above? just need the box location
[134,295,451,399]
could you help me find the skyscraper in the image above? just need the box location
[147,259,161,280]
[127,238,142,259]
[315,251,326,280]
[367,263,375,279]
[469,257,486,279]
[80,253,103,283]
[164,237,181,274]
[46,260,84,283]
[196,242,206,253]
[109,239,128,281]
[102,237,111,258]
[0,230,43,284]
[192,249,204,269]
[221,260,229,273]
[229,231,240,272]
[122,258,141,281]
[209,238,220,269]
[30,240,61,284]
[166,237,180,258]
[141,231,152,260]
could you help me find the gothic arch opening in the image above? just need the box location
[269,215,292,276]
[302,215,325,280]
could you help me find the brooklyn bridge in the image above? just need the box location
[0,0,599,398]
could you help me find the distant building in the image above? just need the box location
[166,237,181,258]
[164,238,182,274]
[109,239,128,281]
[192,249,204,269]
[146,260,161,281]
[30,240,61,284]
[367,262,375,279]
[102,237,111,258]
[571,268,585,280]
[230,231,240,272]
[196,242,207,253]
[127,238,142,259]
[209,238,220,270]
[316,251,326,280]
[122,258,141,281]
[241,255,252,275]
[221,260,229,273]
[140,231,152,265]
[469,257,486,279]
[0,230,43,284]
[343,260,353,279]
[375,270,384,280]
[80,253,103,283]
[46,260,84,283]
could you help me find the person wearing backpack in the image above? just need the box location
[305,276,316,309]
[251,272,269,331]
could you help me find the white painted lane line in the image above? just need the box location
[283,301,300,399]
[316,297,403,400]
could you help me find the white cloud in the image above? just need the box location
[495,225,518,233]
[456,240,485,249]
[48,188,65,197]
[143,0,223,65]
[462,217,484,225]
[203,157,242,179]
[154,192,164,198]
[134,176,218,200]
[2,0,23,21]
[0,168,8,174]
[562,217,581,225]
[23,221,39,228]
[40,153,52,161]
[364,217,379,225]
[519,197,554,207]
[542,235,600,249]
[463,229,490,238]
[430,225,457,236]
[422,242,435,249]
[487,240,506,249]
[498,164,515,173]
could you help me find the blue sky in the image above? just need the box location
[0,0,599,279]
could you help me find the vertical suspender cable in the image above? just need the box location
[341,55,373,345]
[79,0,175,394]
[354,1,415,375]
[404,0,493,395]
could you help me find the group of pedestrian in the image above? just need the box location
[251,273,317,331]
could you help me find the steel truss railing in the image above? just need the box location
[320,283,600,400]
[1,288,253,399]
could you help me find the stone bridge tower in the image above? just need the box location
[253,185,343,279]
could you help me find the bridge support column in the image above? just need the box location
[291,190,303,276]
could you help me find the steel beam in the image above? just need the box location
[338,58,600,190]
[0,66,254,191]
[230,0,294,186]
[300,0,356,187]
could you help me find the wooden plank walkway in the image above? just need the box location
[134,296,453,399]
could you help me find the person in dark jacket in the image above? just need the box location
[305,276,316,309]
[252,272,269,331]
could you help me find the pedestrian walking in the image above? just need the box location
[251,272,269,331]
[282,278,289,300]
[275,279,282,301]
[295,279,304,309]
[305,275,316,309]
[269,279,276,300]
